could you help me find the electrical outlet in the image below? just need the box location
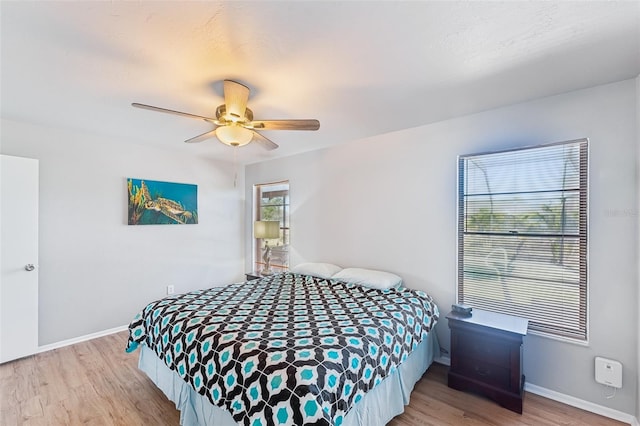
[167,285,175,295]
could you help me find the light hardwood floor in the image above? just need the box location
[0,331,626,426]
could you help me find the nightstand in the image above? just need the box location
[447,309,528,414]
[245,272,263,281]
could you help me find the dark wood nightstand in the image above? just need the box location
[447,309,528,414]
[245,272,263,281]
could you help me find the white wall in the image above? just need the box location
[636,74,640,423]
[1,118,245,345]
[246,79,638,416]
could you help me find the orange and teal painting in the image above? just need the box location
[127,178,198,225]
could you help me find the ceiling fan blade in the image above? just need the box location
[251,131,279,151]
[250,119,320,131]
[184,129,218,143]
[223,80,250,120]
[132,103,216,122]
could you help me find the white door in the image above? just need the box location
[0,155,39,363]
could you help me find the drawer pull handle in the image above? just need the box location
[471,344,493,354]
[474,366,491,376]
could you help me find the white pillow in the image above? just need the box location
[332,267,402,290]
[290,262,343,279]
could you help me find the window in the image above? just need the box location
[254,181,290,273]
[458,139,588,341]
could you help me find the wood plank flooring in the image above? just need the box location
[0,331,626,425]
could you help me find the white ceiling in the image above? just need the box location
[1,1,639,164]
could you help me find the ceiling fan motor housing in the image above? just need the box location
[216,105,253,123]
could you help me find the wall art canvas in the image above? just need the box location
[127,178,198,225]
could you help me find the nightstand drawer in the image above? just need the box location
[458,357,510,389]
[457,333,510,366]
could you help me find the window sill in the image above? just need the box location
[526,329,589,347]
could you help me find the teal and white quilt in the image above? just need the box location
[126,273,439,426]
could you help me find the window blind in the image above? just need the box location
[458,139,588,341]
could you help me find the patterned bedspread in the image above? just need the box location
[126,273,439,426]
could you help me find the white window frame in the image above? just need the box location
[253,181,290,273]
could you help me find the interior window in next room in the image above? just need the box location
[254,181,290,274]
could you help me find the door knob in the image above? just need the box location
[24,264,35,272]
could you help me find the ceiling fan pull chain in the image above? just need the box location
[233,145,238,188]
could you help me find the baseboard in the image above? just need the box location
[432,356,635,425]
[434,355,451,366]
[524,382,637,425]
[37,324,128,354]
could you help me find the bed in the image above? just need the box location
[126,271,439,426]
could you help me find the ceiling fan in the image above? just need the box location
[132,80,320,150]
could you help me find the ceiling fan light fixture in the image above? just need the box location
[215,124,253,147]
